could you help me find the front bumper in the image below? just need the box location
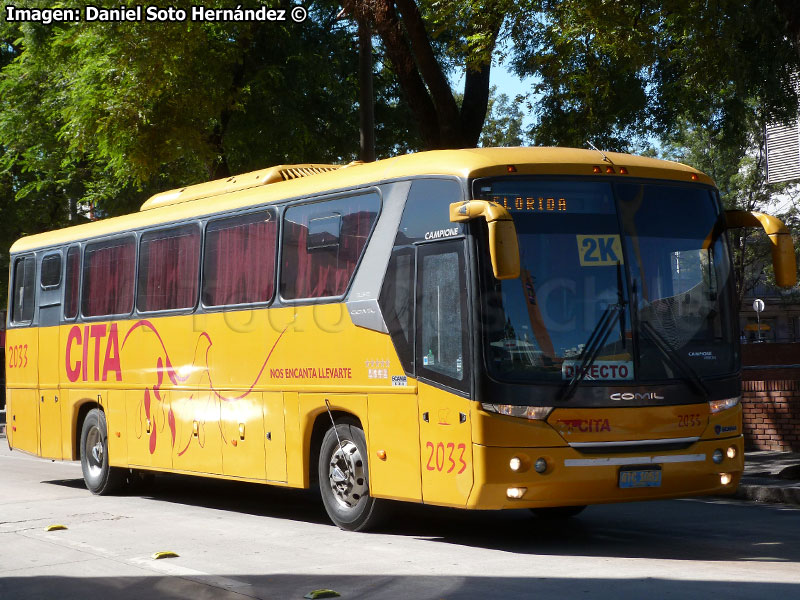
[467,435,744,509]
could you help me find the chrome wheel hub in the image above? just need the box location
[86,427,104,478]
[328,440,367,509]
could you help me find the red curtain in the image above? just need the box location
[84,240,135,316]
[140,230,200,311]
[204,216,276,306]
[283,198,378,299]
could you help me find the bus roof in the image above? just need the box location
[10,147,712,254]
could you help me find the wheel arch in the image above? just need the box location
[306,409,363,488]
[72,399,102,460]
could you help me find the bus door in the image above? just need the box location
[37,252,63,458]
[415,240,474,507]
[7,254,39,455]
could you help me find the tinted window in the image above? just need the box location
[11,256,36,323]
[203,210,276,307]
[281,193,380,299]
[64,246,80,319]
[416,241,469,391]
[82,237,136,317]
[40,254,62,288]
[379,249,415,373]
[138,225,201,312]
[396,179,463,244]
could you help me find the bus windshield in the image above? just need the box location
[476,178,736,385]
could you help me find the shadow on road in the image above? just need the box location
[43,473,800,564]
[2,573,799,600]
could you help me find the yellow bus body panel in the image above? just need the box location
[6,147,745,513]
[36,303,410,490]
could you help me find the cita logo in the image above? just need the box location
[65,324,122,382]
[609,392,665,401]
[556,418,611,433]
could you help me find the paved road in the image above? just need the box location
[2,444,799,600]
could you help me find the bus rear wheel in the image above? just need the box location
[530,505,587,519]
[80,408,126,495]
[318,422,383,531]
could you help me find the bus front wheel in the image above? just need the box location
[318,422,383,531]
[80,408,126,495]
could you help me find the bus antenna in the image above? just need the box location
[587,141,613,164]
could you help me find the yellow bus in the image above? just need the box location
[5,148,796,530]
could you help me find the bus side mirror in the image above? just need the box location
[725,210,797,287]
[450,200,520,279]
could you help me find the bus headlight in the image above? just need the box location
[482,404,553,420]
[708,396,740,413]
[712,449,724,464]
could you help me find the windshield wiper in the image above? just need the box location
[639,321,711,398]
[629,275,710,398]
[560,303,624,402]
[560,261,627,402]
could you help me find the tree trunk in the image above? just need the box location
[359,21,376,162]
[345,0,500,150]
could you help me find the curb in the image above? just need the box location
[734,478,800,506]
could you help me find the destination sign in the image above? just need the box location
[489,195,567,213]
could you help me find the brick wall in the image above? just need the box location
[741,380,800,452]
[740,343,800,451]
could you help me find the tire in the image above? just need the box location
[80,408,126,495]
[530,505,587,519]
[318,422,383,531]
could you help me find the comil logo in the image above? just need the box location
[609,392,665,401]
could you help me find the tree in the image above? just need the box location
[0,0,422,299]
[509,0,800,151]
[341,0,506,148]
[659,113,799,304]
[479,86,527,147]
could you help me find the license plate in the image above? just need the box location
[619,467,662,488]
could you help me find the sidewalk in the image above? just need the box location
[734,450,800,506]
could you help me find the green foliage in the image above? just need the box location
[510,0,800,150]
[479,86,527,147]
[659,115,799,302]
[0,0,420,302]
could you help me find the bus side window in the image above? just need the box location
[415,240,469,392]
[40,254,62,288]
[202,210,276,307]
[379,249,415,375]
[11,255,36,324]
[138,225,201,312]
[64,246,80,320]
[280,193,380,300]
[82,236,136,317]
